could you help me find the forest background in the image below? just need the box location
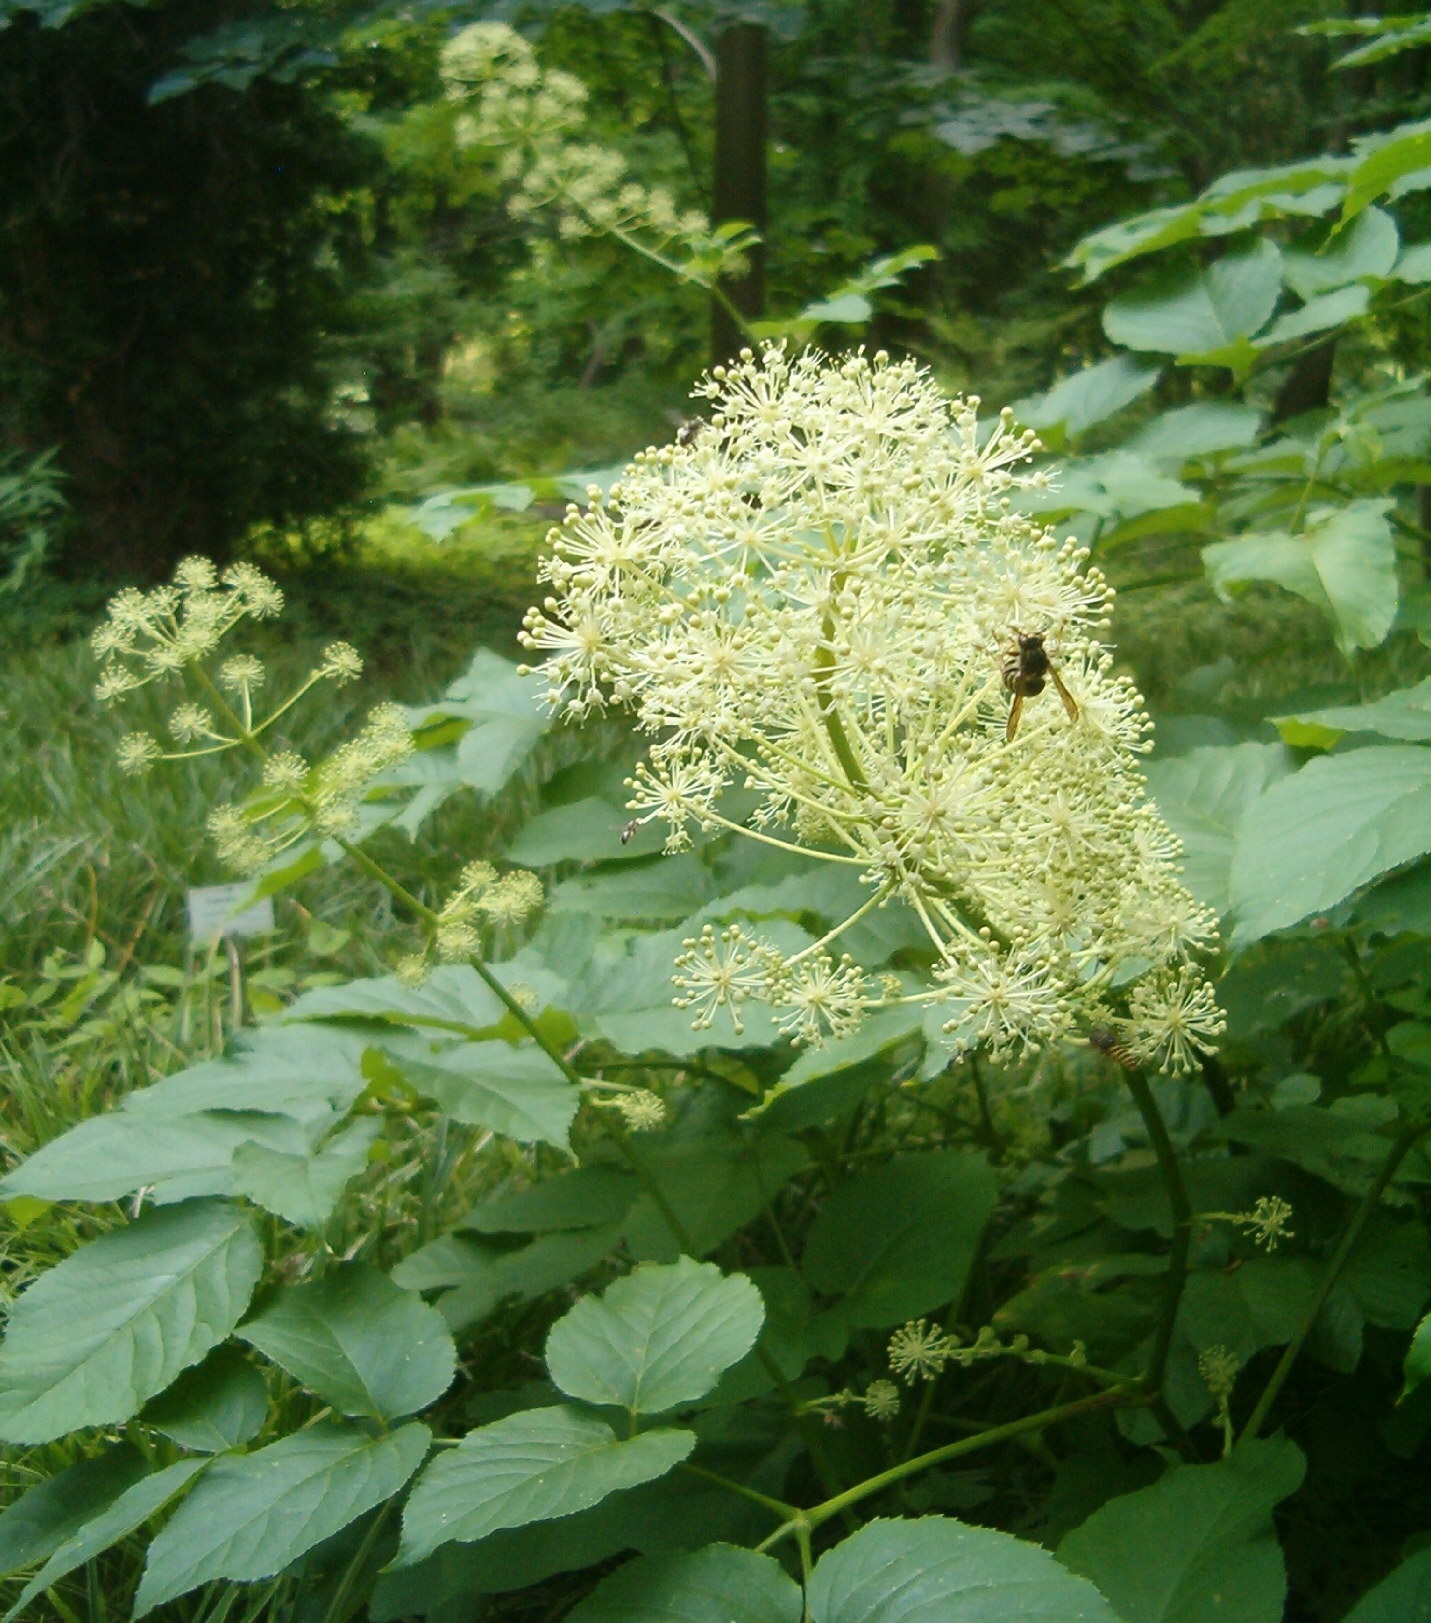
[5,2,1431,1622]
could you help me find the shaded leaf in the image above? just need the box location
[1014,356,1161,441]
[238,1263,455,1421]
[1058,1436,1305,1623]
[566,1544,802,1623]
[4,1460,207,1623]
[1275,678,1431,746]
[0,1446,148,1579]
[0,1200,262,1444]
[804,1151,997,1328]
[1344,1546,1431,1622]
[464,1167,640,1233]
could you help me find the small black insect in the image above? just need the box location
[674,417,706,448]
[620,820,639,846]
[1002,631,1079,742]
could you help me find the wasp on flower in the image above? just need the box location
[521,343,1221,1067]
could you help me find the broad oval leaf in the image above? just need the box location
[133,1421,430,1617]
[1228,745,1431,944]
[1058,1437,1305,1623]
[1013,355,1161,441]
[803,1151,996,1328]
[1275,677,1431,746]
[284,964,505,1033]
[545,1258,764,1414]
[395,1406,693,1567]
[464,1166,640,1234]
[0,1199,262,1444]
[566,1544,802,1623]
[4,1459,208,1623]
[808,1516,1123,1623]
[237,1262,455,1421]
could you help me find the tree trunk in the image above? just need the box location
[711,23,766,365]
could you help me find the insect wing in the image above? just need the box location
[1049,663,1079,723]
[1005,688,1025,742]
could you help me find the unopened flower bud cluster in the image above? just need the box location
[521,344,1223,1071]
[440,23,749,286]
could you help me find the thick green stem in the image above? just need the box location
[1240,1124,1427,1444]
[1122,1067,1192,1395]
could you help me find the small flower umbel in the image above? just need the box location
[521,344,1222,1065]
[92,556,413,879]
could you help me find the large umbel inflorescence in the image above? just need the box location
[521,345,1224,1070]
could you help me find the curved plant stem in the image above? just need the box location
[1240,1123,1427,1444]
[757,1388,1143,1551]
[1121,1066,1192,1396]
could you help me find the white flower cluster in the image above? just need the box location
[440,23,749,283]
[521,345,1223,1071]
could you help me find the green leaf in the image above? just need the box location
[809,1515,1123,1623]
[1013,356,1161,441]
[1282,208,1400,297]
[623,1133,810,1262]
[1228,745,1431,943]
[285,964,518,1035]
[237,1263,455,1421]
[548,855,717,923]
[464,1166,640,1233]
[566,1544,802,1623]
[120,1024,373,1120]
[752,1008,925,1129]
[545,1258,764,1414]
[1275,677,1431,745]
[405,649,549,798]
[0,1199,262,1444]
[134,1420,430,1616]
[803,1151,997,1328]
[1256,283,1370,347]
[1103,241,1283,366]
[1058,1437,1306,1623]
[392,1040,579,1148]
[395,1407,694,1567]
[0,1446,148,1579]
[230,1116,381,1228]
[143,1345,268,1452]
[1127,402,1263,462]
[509,798,667,864]
[0,1110,310,1205]
[1204,500,1398,655]
[393,1223,625,1333]
[1402,1308,1431,1399]
[3,1459,208,1623]
[1344,1547,1431,1622]
[1344,118,1431,220]
[1145,743,1293,915]
[1393,241,1431,284]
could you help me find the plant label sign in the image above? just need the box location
[187,883,276,942]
